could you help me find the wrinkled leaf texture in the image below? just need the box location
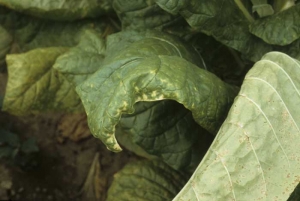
[155,0,272,61]
[250,4,300,46]
[72,32,236,154]
[174,52,300,201]
[107,160,188,201]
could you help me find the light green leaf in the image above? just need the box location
[0,25,12,66]
[155,0,272,61]
[251,0,274,17]
[0,0,112,21]
[75,31,238,153]
[107,160,188,201]
[174,52,300,201]
[250,4,300,45]
[3,47,83,115]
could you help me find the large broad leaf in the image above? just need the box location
[3,47,83,115]
[155,0,272,61]
[107,160,188,201]
[75,31,238,154]
[173,52,300,201]
[56,30,222,171]
[250,4,300,45]
[0,0,112,21]
[0,25,11,66]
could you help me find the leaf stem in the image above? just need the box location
[234,0,255,23]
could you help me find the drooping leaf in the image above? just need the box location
[75,31,238,155]
[173,52,300,201]
[3,47,83,115]
[55,30,219,170]
[0,0,112,21]
[155,0,272,61]
[250,4,300,45]
[107,160,188,201]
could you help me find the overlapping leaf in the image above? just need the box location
[155,0,271,61]
[107,160,188,201]
[113,0,180,31]
[3,47,83,115]
[174,52,300,201]
[75,31,238,155]
[250,4,300,45]
[0,0,112,21]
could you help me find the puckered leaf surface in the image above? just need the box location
[3,47,83,115]
[250,4,300,45]
[0,0,112,21]
[75,31,238,154]
[155,0,272,61]
[55,30,217,170]
[107,160,188,201]
[173,52,300,201]
[113,0,180,31]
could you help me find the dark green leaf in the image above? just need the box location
[54,29,106,86]
[113,0,180,30]
[250,4,300,45]
[155,0,272,61]
[75,31,238,153]
[107,160,188,201]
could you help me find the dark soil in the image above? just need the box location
[0,72,139,201]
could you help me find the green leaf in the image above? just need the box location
[155,0,272,61]
[0,25,12,66]
[118,100,214,171]
[75,31,238,154]
[54,29,106,87]
[0,0,112,21]
[251,0,274,17]
[174,52,300,200]
[107,160,188,201]
[250,4,300,45]
[3,47,83,115]
[113,0,180,30]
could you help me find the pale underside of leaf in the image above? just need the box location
[173,52,300,201]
